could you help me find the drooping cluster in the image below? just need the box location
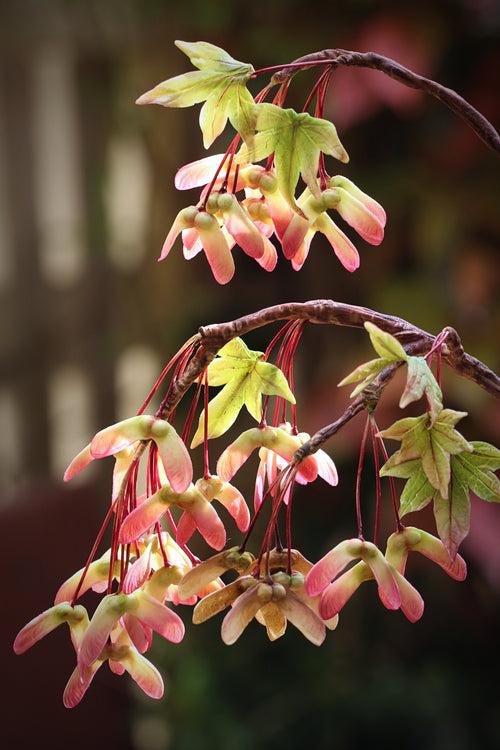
[11,34,500,722]
[137,40,386,282]
[15,319,498,708]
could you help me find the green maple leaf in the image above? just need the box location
[136,40,256,148]
[339,325,444,422]
[339,324,443,421]
[432,441,500,557]
[451,442,500,502]
[399,356,443,423]
[191,338,295,448]
[379,409,473,499]
[461,440,500,471]
[432,470,470,560]
[338,322,408,397]
[381,459,435,516]
[381,437,499,559]
[237,104,349,209]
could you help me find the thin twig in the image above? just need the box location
[115,300,499,515]
[269,48,500,154]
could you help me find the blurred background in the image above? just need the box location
[1,0,499,748]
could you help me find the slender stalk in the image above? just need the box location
[372,419,402,532]
[371,419,382,546]
[252,60,331,77]
[203,368,210,479]
[268,49,500,154]
[70,502,116,606]
[355,417,370,539]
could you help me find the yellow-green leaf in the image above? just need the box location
[244,360,296,421]
[191,373,246,447]
[217,338,257,360]
[364,322,408,362]
[400,356,442,423]
[191,337,294,447]
[136,40,254,148]
[433,475,470,560]
[399,466,434,517]
[452,453,500,502]
[175,40,250,73]
[137,69,222,108]
[238,105,348,209]
[467,441,500,471]
[338,356,394,397]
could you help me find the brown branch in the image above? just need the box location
[293,345,424,464]
[157,300,499,426]
[269,49,500,155]
[111,300,498,507]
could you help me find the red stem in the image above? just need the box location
[355,417,370,539]
[181,374,203,444]
[285,483,295,574]
[230,163,240,194]
[252,60,330,77]
[203,368,210,479]
[371,419,382,546]
[70,502,116,606]
[137,341,194,416]
[256,466,296,574]
[372,419,403,531]
[303,68,331,113]
[155,522,169,567]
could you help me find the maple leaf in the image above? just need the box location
[379,459,435,517]
[451,441,500,503]
[191,338,295,448]
[379,409,473,499]
[432,441,500,559]
[382,438,499,558]
[136,41,256,148]
[339,324,443,421]
[237,104,349,209]
[399,355,442,423]
[432,470,470,560]
[338,322,408,397]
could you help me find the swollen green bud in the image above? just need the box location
[244,167,264,188]
[180,206,199,227]
[259,174,278,193]
[290,572,305,589]
[321,189,340,210]
[194,211,217,230]
[271,583,287,601]
[272,570,291,587]
[206,194,220,214]
[217,193,235,212]
[257,583,273,604]
[239,576,257,591]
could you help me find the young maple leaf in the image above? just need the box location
[433,441,500,557]
[338,322,408,396]
[237,104,349,209]
[379,409,473,499]
[190,337,295,447]
[380,456,469,558]
[399,355,443,423]
[136,40,256,148]
[381,430,499,558]
[339,323,443,420]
